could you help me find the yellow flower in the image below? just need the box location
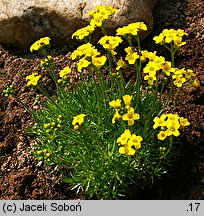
[77,58,91,72]
[122,95,133,109]
[112,109,122,124]
[26,72,41,86]
[153,114,167,129]
[184,69,196,79]
[163,29,178,43]
[59,66,71,78]
[165,120,180,137]
[190,77,200,87]
[71,49,84,60]
[161,61,172,76]
[92,55,107,68]
[109,99,121,109]
[154,33,165,45]
[90,12,105,27]
[97,8,109,20]
[30,37,50,52]
[116,57,126,70]
[86,9,95,17]
[117,129,131,145]
[116,26,130,36]
[127,134,143,150]
[177,29,188,37]
[122,107,140,126]
[174,37,186,48]
[119,146,135,155]
[72,114,86,126]
[125,47,140,64]
[86,47,100,58]
[166,114,180,122]
[173,77,186,87]
[165,126,180,137]
[171,68,184,77]
[134,22,147,31]
[143,61,161,76]
[179,117,190,127]
[144,74,156,85]
[153,56,166,67]
[157,131,168,140]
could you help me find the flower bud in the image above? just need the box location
[46,153,51,158]
[45,129,51,133]
[51,122,56,127]
[37,150,43,155]
[74,125,80,130]
[43,149,48,154]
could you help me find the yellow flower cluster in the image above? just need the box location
[98,35,123,55]
[141,51,197,87]
[153,114,190,140]
[109,95,140,126]
[87,5,118,27]
[170,68,196,87]
[43,114,63,133]
[72,114,86,130]
[140,50,157,62]
[92,56,107,68]
[117,129,143,155]
[26,72,41,87]
[72,5,118,40]
[116,22,147,36]
[153,29,187,48]
[30,37,51,52]
[72,25,95,40]
[143,55,166,85]
[71,43,107,72]
[71,43,98,60]
[143,63,158,85]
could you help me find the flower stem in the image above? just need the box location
[170,85,183,112]
[160,136,173,159]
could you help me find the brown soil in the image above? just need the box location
[0,0,204,199]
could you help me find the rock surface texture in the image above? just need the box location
[0,0,158,48]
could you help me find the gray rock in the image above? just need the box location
[0,0,158,48]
